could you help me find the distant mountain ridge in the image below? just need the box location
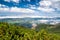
[0,18,60,25]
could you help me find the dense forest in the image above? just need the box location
[0,22,60,40]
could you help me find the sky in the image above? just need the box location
[0,0,60,18]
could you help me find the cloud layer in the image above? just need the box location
[0,0,60,18]
[39,0,60,12]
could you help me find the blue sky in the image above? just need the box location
[0,0,60,18]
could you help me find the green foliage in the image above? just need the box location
[0,22,60,40]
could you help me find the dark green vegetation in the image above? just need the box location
[0,22,60,40]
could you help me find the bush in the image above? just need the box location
[0,22,60,40]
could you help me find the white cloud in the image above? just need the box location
[0,4,8,8]
[0,4,9,11]
[4,0,19,3]
[27,0,55,12]
[10,7,35,13]
[0,16,42,18]
[47,0,60,10]
[12,0,19,3]
[0,4,2,7]
[40,1,52,7]
[0,16,55,19]
[0,8,9,11]
[28,4,36,9]
[4,0,10,2]
[27,0,60,12]
[0,7,36,13]
[27,4,55,12]
[39,0,60,12]
[37,7,55,12]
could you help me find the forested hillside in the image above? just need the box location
[0,22,60,40]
